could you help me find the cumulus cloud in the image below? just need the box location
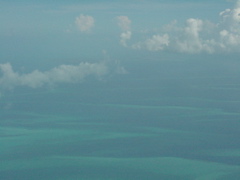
[173,18,217,53]
[117,16,131,31]
[220,2,240,32]
[120,31,132,47]
[117,16,132,47]
[133,34,169,51]
[217,1,240,51]
[75,14,95,32]
[131,18,218,53]
[0,62,108,90]
[178,18,204,52]
[122,0,240,53]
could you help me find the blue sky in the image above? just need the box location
[0,0,240,90]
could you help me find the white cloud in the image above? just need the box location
[133,34,169,51]
[220,1,240,31]
[117,16,131,31]
[145,34,169,51]
[120,31,132,47]
[174,18,216,53]
[75,14,95,32]
[0,62,108,90]
[174,1,240,53]
[117,16,132,47]
[121,0,240,53]
[216,1,240,51]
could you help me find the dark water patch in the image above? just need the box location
[188,155,240,166]
[218,172,240,180]
[0,113,36,121]
[0,164,191,180]
[0,134,27,138]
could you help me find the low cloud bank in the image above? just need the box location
[0,62,108,90]
[118,1,240,53]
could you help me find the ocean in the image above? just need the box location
[1,58,240,180]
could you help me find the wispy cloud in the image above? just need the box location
[75,14,95,33]
[0,62,108,90]
[117,16,131,31]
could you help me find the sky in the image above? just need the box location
[0,0,240,91]
[1,2,240,179]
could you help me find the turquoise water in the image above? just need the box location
[1,61,240,180]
